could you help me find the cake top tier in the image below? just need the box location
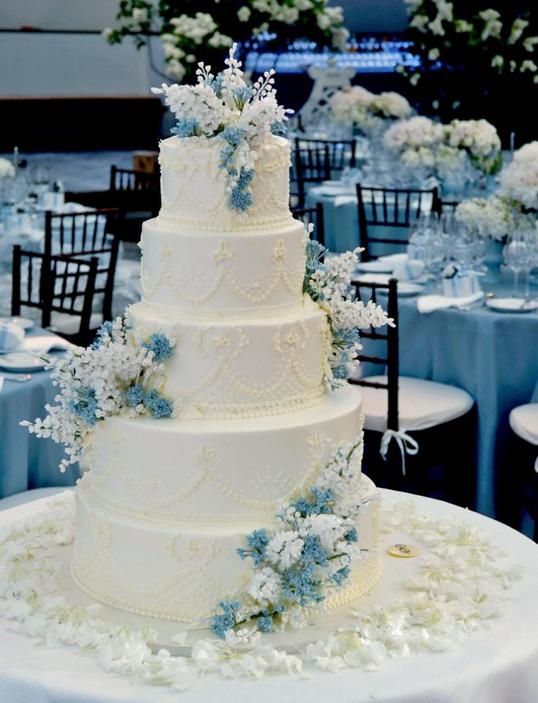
[153,44,294,230]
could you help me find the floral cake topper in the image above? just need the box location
[152,43,292,212]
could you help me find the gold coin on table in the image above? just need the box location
[387,543,419,558]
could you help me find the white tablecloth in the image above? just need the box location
[0,490,537,703]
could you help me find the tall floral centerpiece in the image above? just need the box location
[104,0,349,82]
[401,1,538,135]
[455,142,538,269]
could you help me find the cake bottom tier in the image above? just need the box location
[71,476,382,625]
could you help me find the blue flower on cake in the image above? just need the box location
[152,43,292,213]
[211,437,374,638]
[22,318,176,471]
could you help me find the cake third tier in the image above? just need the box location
[128,295,330,419]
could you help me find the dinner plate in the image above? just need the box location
[0,316,34,330]
[355,260,395,274]
[0,352,48,372]
[486,298,538,313]
[378,282,424,297]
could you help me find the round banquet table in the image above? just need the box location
[0,489,537,703]
[0,328,79,499]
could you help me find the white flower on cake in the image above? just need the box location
[22,319,176,471]
[152,44,292,213]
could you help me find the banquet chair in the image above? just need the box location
[294,137,358,173]
[356,185,441,261]
[44,209,120,322]
[291,203,325,247]
[508,404,538,541]
[349,278,476,507]
[440,199,460,213]
[291,144,331,208]
[11,246,99,347]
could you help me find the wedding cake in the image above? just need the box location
[30,49,389,634]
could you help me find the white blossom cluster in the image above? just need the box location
[384,116,444,169]
[499,141,538,210]
[329,86,412,134]
[307,247,393,386]
[404,1,538,84]
[153,44,291,208]
[444,119,502,174]
[0,157,15,179]
[22,319,175,472]
[0,490,522,685]
[215,436,371,636]
[455,195,532,241]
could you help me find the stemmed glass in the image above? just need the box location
[503,236,530,297]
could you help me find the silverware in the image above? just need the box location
[0,373,32,383]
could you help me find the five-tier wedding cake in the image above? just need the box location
[30,48,389,635]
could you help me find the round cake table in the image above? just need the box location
[0,489,537,703]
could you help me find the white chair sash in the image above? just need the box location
[380,428,419,476]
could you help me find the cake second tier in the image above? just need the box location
[128,296,330,420]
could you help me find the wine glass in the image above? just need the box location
[503,237,530,297]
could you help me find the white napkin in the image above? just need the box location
[378,253,408,265]
[334,195,358,207]
[417,291,485,314]
[24,335,75,354]
[0,323,25,353]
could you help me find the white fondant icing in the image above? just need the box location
[139,218,307,320]
[158,135,293,232]
[128,297,330,419]
[85,389,364,522]
[72,474,381,623]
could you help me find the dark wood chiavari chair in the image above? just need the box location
[349,278,476,506]
[44,209,120,322]
[290,144,331,208]
[356,185,441,262]
[291,203,325,248]
[11,246,99,347]
[294,137,358,172]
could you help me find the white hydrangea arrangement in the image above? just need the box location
[303,238,393,389]
[443,119,503,175]
[153,44,291,212]
[499,141,538,210]
[383,116,444,169]
[329,86,412,135]
[212,435,370,638]
[22,319,176,472]
[0,157,15,179]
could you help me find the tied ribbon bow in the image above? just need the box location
[380,429,419,476]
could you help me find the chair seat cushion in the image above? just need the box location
[359,375,474,433]
[509,404,538,446]
[0,487,71,511]
[50,311,103,337]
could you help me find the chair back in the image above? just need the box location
[109,165,159,194]
[291,144,331,208]
[294,137,357,172]
[291,203,325,247]
[11,246,98,346]
[44,209,120,321]
[356,185,440,261]
[349,278,399,431]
